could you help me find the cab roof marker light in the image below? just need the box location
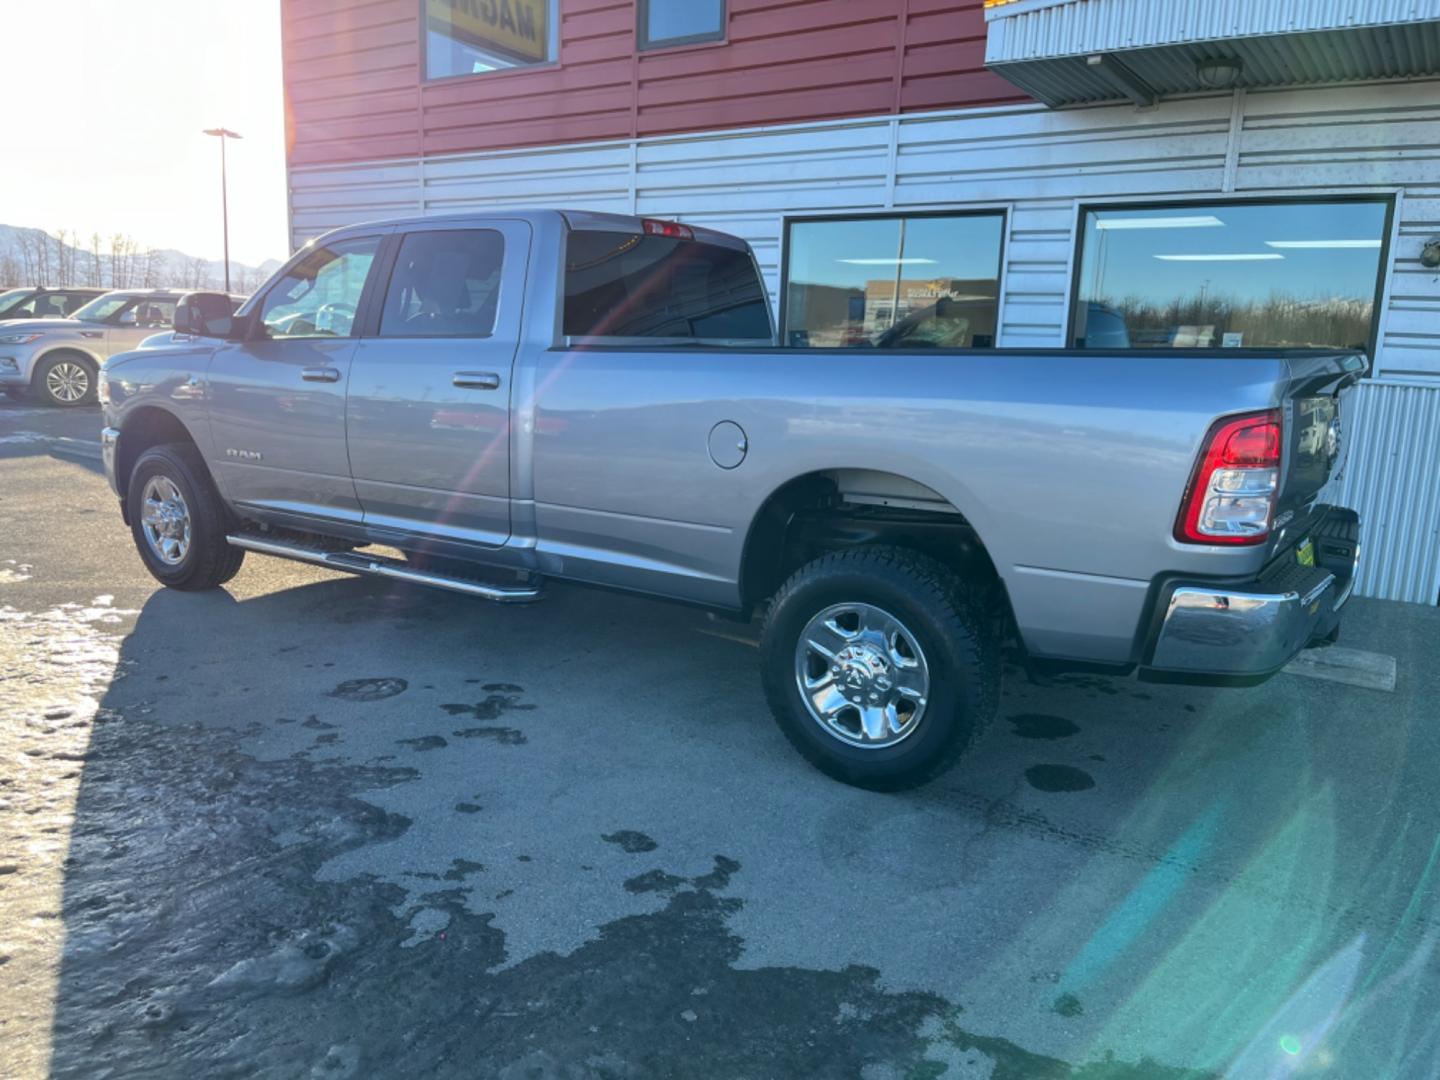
[643,220,694,241]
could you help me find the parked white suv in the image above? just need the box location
[0,289,182,406]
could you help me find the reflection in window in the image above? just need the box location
[640,0,725,49]
[1073,200,1389,351]
[260,238,378,340]
[782,214,1005,348]
[425,0,556,79]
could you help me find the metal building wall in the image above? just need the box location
[287,76,1440,602]
[1339,381,1440,605]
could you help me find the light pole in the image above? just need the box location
[203,127,243,292]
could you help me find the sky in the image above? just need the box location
[0,1,289,267]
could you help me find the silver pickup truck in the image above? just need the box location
[99,210,1363,789]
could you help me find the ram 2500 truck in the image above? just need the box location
[98,211,1363,789]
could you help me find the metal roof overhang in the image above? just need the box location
[984,0,1440,107]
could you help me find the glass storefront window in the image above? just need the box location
[1073,199,1390,352]
[782,213,1006,348]
[425,0,557,80]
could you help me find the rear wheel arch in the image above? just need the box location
[738,468,1006,613]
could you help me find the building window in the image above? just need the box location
[425,0,557,80]
[782,213,1006,348]
[639,0,725,50]
[1072,198,1392,352]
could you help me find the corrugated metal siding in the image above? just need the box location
[986,0,1440,62]
[1338,381,1440,604]
[1235,80,1440,378]
[287,78,1440,601]
[281,0,1025,169]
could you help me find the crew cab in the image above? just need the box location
[1,289,183,405]
[98,211,1363,788]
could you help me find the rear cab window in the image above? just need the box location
[563,228,772,342]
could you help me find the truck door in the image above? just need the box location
[345,222,527,549]
[206,235,384,525]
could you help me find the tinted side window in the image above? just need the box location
[379,230,505,338]
[563,231,771,340]
[60,293,93,315]
[259,238,379,340]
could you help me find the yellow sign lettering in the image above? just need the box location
[428,0,549,65]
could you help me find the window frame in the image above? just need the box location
[1067,193,1398,359]
[777,207,1011,351]
[637,0,727,52]
[419,0,562,85]
[374,227,508,341]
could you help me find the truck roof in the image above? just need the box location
[312,209,751,252]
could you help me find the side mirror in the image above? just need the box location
[174,292,235,338]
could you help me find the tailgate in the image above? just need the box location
[1272,350,1369,556]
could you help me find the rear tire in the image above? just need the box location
[127,443,245,590]
[760,546,1000,790]
[34,352,97,407]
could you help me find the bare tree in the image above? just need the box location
[90,233,103,287]
[141,248,161,288]
[0,252,20,288]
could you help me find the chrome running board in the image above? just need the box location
[226,533,542,603]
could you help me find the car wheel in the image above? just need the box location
[127,442,246,590]
[760,546,1000,790]
[34,352,97,407]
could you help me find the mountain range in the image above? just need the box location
[0,223,284,295]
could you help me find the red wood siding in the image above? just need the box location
[282,0,1028,167]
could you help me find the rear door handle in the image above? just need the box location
[453,371,501,390]
[301,367,341,383]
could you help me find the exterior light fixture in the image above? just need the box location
[1196,57,1244,89]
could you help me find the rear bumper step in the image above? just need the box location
[226,533,542,603]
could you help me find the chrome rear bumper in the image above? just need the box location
[1145,509,1360,682]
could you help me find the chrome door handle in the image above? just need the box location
[453,371,501,390]
[301,367,341,383]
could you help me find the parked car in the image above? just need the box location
[0,285,107,323]
[98,211,1364,789]
[137,293,247,348]
[0,289,183,405]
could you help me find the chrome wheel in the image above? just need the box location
[45,360,90,403]
[140,475,192,566]
[794,602,930,749]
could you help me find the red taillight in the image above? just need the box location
[1175,409,1282,546]
[642,219,694,240]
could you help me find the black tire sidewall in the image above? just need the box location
[762,559,992,788]
[36,353,97,407]
[128,448,210,586]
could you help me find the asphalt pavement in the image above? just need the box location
[2,397,1438,1079]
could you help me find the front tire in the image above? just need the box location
[760,546,1000,790]
[34,352,97,407]
[127,443,245,589]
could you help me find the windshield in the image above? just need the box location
[70,295,133,323]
